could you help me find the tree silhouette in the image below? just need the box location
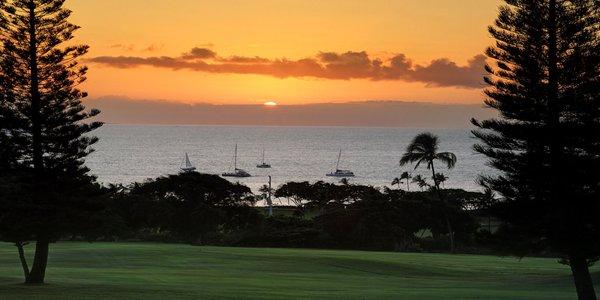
[117,173,257,243]
[391,177,401,189]
[0,0,102,284]
[259,182,275,215]
[472,1,600,298]
[478,187,496,233]
[401,132,458,252]
[434,173,448,189]
[411,175,428,191]
[400,133,457,189]
[400,171,412,191]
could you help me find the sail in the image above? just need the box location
[181,153,196,172]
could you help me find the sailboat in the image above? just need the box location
[256,148,271,168]
[222,144,251,177]
[326,149,355,177]
[180,153,196,173]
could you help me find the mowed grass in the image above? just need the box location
[0,243,597,299]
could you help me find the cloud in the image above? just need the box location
[218,56,271,63]
[142,44,165,52]
[88,47,485,88]
[108,44,135,51]
[182,47,217,59]
[108,43,165,53]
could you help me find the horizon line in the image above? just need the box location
[96,122,475,129]
[86,96,488,107]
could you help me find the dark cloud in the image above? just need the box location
[88,48,486,89]
[409,55,486,88]
[182,47,217,59]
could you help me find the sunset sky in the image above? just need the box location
[70,0,501,105]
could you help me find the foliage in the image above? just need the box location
[400,132,459,253]
[274,181,380,211]
[400,132,457,188]
[412,175,429,191]
[103,177,485,252]
[274,181,479,251]
[472,1,600,298]
[0,0,103,284]
[111,173,259,244]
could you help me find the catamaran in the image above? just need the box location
[222,144,251,178]
[180,153,196,173]
[256,148,271,169]
[326,149,355,177]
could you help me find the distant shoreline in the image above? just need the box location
[87,97,496,128]
[97,123,475,130]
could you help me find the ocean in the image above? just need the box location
[87,125,492,193]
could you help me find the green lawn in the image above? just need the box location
[0,242,597,299]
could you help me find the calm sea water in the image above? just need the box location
[87,125,492,193]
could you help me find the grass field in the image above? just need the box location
[0,242,597,299]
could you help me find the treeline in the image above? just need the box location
[94,172,493,253]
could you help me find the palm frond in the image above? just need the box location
[401,132,456,172]
[436,152,457,169]
[399,152,423,166]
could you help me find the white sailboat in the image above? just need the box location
[222,144,251,178]
[180,153,196,173]
[326,149,355,178]
[256,148,271,169]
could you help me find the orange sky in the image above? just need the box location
[69,0,501,105]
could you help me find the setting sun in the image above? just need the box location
[264,101,278,107]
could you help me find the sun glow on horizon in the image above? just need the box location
[264,101,278,107]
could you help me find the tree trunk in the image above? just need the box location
[23,1,50,286]
[431,162,455,253]
[430,162,439,190]
[26,239,49,284]
[569,256,597,300]
[445,215,455,254]
[15,242,30,282]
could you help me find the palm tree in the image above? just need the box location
[400,132,458,253]
[259,176,275,215]
[400,171,412,191]
[412,175,428,191]
[391,177,401,189]
[434,173,449,189]
[399,132,457,189]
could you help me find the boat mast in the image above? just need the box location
[262,148,265,164]
[336,149,342,170]
[234,144,238,170]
